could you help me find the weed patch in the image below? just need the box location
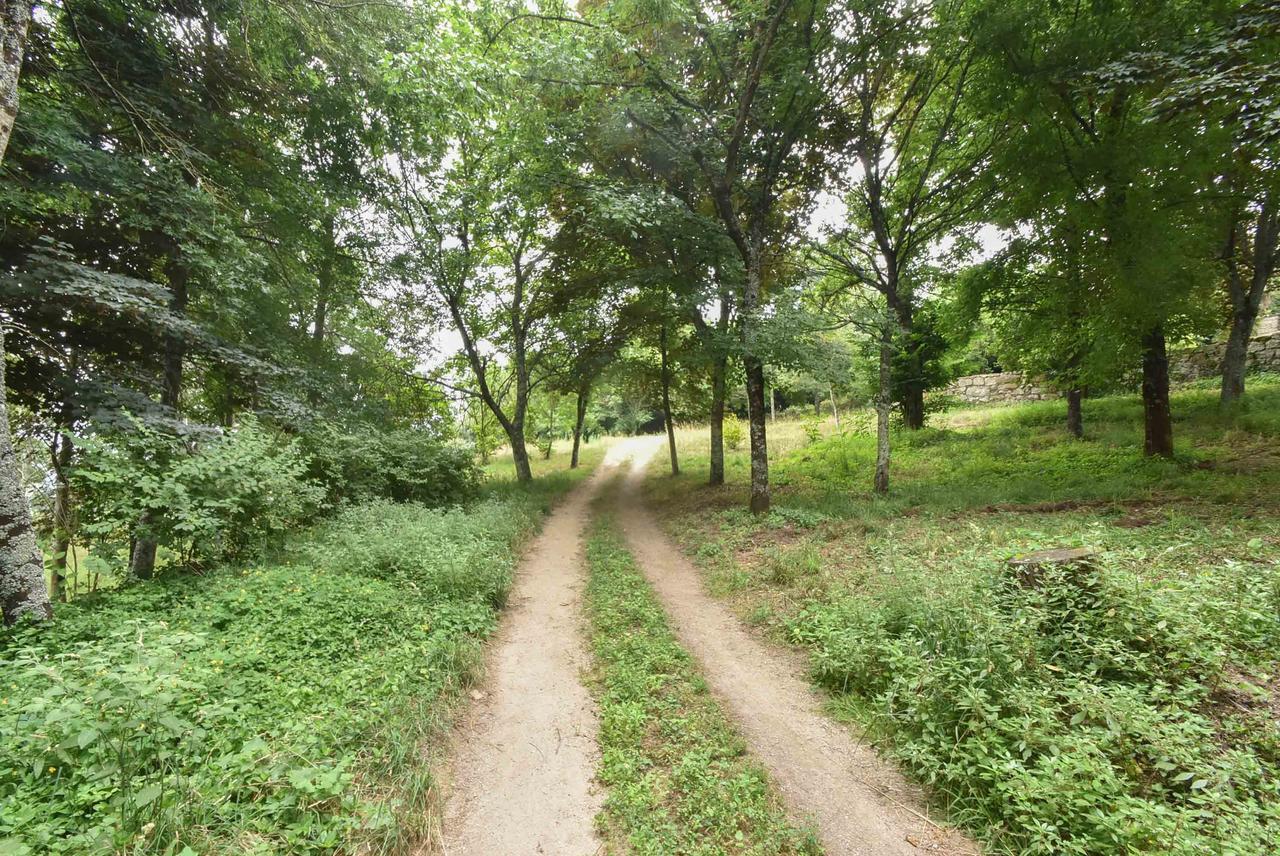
[650,381,1280,855]
[0,483,578,854]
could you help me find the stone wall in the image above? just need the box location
[1170,329,1280,382]
[947,371,1056,405]
[946,324,1280,405]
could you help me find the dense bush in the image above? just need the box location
[786,557,1280,855]
[64,420,483,578]
[299,425,482,509]
[74,417,323,566]
[0,491,555,854]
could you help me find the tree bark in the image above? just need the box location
[0,6,52,626]
[0,0,30,163]
[0,325,52,625]
[1141,326,1174,458]
[895,302,926,430]
[741,237,770,514]
[509,424,533,482]
[708,352,727,486]
[313,212,337,346]
[49,431,73,603]
[660,323,679,476]
[571,385,589,469]
[130,256,189,579]
[874,316,892,494]
[1220,198,1277,407]
[1066,388,1084,439]
[744,354,769,512]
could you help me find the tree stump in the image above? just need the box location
[1006,547,1097,590]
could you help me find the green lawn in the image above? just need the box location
[648,378,1280,856]
[1,460,594,856]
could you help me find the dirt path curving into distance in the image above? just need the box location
[613,437,980,856]
[434,448,631,856]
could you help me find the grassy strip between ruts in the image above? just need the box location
[584,511,820,856]
[0,458,599,856]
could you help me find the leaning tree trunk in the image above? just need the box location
[508,423,533,482]
[0,325,52,626]
[1066,388,1084,439]
[570,386,589,469]
[660,323,679,476]
[0,3,51,626]
[1141,326,1174,458]
[874,317,892,494]
[130,258,189,579]
[708,353,727,486]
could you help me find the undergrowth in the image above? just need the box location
[0,472,585,855]
[584,514,819,856]
[650,379,1280,855]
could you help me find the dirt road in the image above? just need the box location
[612,438,978,856]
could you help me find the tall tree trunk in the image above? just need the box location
[0,6,52,626]
[1066,388,1084,439]
[740,239,770,514]
[744,354,769,512]
[1141,326,1174,458]
[49,431,73,603]
[571,385,589,469]
[130,258,189,579]
[829,383,841,431]
[708,353,726,486]
[890,300,926,430]
[0,325,51,626]
[508,423,533,482]
[874,316,892,494]
[660,323,679,476]
[313,212,336,347]
[0,0,30,163]
[1220,199,1277,407]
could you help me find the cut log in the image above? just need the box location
[1007,547,1097,590]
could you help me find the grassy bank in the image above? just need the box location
[647,380,1280,855]
[583,513,818,855]
[1,463,594,855]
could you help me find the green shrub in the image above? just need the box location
[74,416,322,566]
[300,425,481,509]
[786,557,1280,855]
[0,491,556,854]
[723,415,745,451]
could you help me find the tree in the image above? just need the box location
[819,2,997,433]
[591,0,835,513]
[955,230,1108,437]
[1089,0,1280,407]
[0,0,52,625]
[970,0,1226,458]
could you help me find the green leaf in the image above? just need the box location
[134,784,163,807]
